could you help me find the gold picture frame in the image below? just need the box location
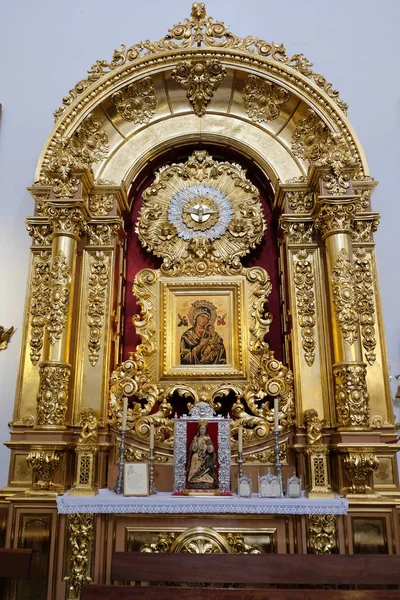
[123,462,150,496]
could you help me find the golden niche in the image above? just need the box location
[109,151,294,448]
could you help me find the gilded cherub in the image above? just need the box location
[303,409,324,446]
[78,408,98,445]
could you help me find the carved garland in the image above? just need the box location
[354,248,376,365]
[293,250,316,366]
[30,251,51,365]
[87,251,109,367]
[47,250,72,345]
[331,248,359,345]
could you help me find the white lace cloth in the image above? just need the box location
[56,489,348,515]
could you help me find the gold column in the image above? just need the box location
[312,172,369,430]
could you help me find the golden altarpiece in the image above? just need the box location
[1,4,400,599]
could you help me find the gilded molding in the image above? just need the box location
[37,202,89,239]
[307,514,336,554]
[332,363,369,428]
[172,58,226,116]
[37,363,71,427]
[118,441,169,464]
[354,249,376,365]
[64,513,94,599]
[87,251,109,367]
[280,220,314,245]
[0,326,15,351]
[29,251,51,365]
[313,201,357,238]
[41,115,109,195]
[331,248,359,344]
[47,250,72,345]
[242,75,290,122]
[26,449,61,491]
[343,452,379,494]
[293,250,316,366]
[87,221,121,246]
[26,221,52,246]
[54,4,347,120]
[246,441,288,465]
[351,216,380,243]
[287,190,314,214]
[112,77,157,123]
[88,193,114,216]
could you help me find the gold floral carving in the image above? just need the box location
[307,514,337,554]
[140,530,262,555]
[304,409,324,446]
[87,251,109,367]
[37,363,70,427]
[37,201,89,239]
[246,441,288,465]
[172,58,226,116]
[354,249,376,365]
[87,221,121,245]
[292,109,332,163]
[54,4,347,120]
[47,250,72,345]
[42,115,108,196]
[112,77,157,123]
[0,326,15,351]
[226,533,262,554]
[242,75,290,122]
[313,201,357,237]
[29,251,51,365]
[279,220,314,245]
[26,221,52,246]
[287,190,314,214]
[331,248,359,344]
[26,449,61,491]
[332,363,369,428]
[64,513,94,598]
[118,441,169,464]
[343,452,379,494]
[88,193,114,216]
[351,215,380,243]
[293,250,316,366]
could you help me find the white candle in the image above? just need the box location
[150,424,154,450]
[238,426,243,453]
[274,398,279,431]
[122,398,128,431]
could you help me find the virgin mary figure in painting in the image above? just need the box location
[186,420,219,491]
[180,299,226,365]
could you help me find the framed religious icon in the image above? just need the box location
[123,462,149,496]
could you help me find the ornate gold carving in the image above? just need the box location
[26,221,52,246]
[47,250,72,345]
[141,532,177,553]
[0,326,15,351]
[118,441,169,464]
[287,190,314,214]
[42,115,108,196]
[279,220,314,244]
[331,248,359,344]
[26,449,61,492]
[87,251,109,367]
[37,201,89,238]
[137,151,266,274]
[332,363,369,428]
[87,221,121,245]
[172,58,226,116]
[304,409,323,446]
[71,409,99,496]
[313,201,357,237]
[351,215,379,242]
[29,251,51,364]
[226,533,262,554]
[246,441,288,465]
[292,109,331,162]
[293,250,316,366]
[307,514,337,554]
[112,77,157,123]
[343,452,379,494]
[354,249,376,365]
[140,529,263,555]
[54,4,346,120]
[37,363,70,427]
[64,513,94,599]
[88,193,114,216]
[242,75,290,122]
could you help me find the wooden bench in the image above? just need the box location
[0,548,32,598]
[81,552,400,599]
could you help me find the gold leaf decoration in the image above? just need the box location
[331,248,358,344]
[354,248,376,365]
[333,363,369,428]
[112,77,157,123]
[243,75,290,122]
[29,251,51,364]
[307,514,337,554]
[36,363,70,427]
[87,251,109,367]
[47,250,72,346]
[172,59,226,116]
[293,250,316,366]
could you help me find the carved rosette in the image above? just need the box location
[307,514,337,554]
[332,363,369,428]
[354,249,376,365]
[242,75,290,122]
[331,248,359,344]
[87,251,109,367]
[29,251,51,364]
[64,513,94,599]
[343,452,379,494]
[47,250,72,345]
[172,59,227,116]
[88,193,114,216]
[293,250,316,366]
[37,363,71,427]
[26,449,61,491]
[42,115,109,196]
[112,77,157,123]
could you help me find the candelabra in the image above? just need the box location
[114,428,126,495]
[149,448,157,495]
[236,450,244,479]
[273,428,284,496]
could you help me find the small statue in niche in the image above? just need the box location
[303,409,324,446]
[78,408,98,445]
[186,420,219,491]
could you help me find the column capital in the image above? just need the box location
[313,198,358,239]
[36,199,90,241]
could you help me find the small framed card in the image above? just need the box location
[123,462,149,496]
[237,474,252,498]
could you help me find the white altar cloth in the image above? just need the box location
[56,489,348,515]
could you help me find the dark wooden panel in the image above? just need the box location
[82,586,400,600]
[111,553,400,585]
[0,548,32,578]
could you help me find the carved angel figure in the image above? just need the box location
[78,408,98,444]
[303,408,324,446]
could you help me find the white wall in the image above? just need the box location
[0,0,399,487]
